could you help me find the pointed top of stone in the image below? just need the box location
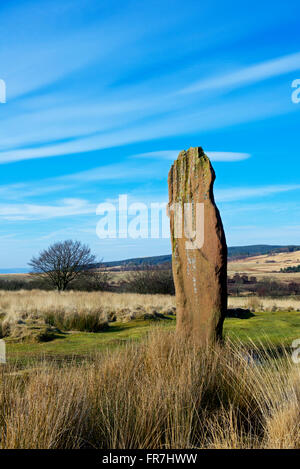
[177,146,206,160]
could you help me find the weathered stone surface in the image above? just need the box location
[168,147,227,344]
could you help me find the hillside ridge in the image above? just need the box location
[101,245,300,268]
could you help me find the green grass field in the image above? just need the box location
[5,310,300,364]
[224,310,300,344]
[6,319,174,363]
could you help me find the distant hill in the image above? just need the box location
[227,245,300,260]
[6,245,300,274]
[102,245,300,268]
[102,254,171,268]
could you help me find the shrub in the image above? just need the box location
[124,265,175,295]
[0,270,113,292]
[70,270,113,292]
[0,278,51,291]
[44,309,108,332]
[280,265,300,273]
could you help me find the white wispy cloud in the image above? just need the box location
[61,162,163,183]
[216,185,300,202]
[179,51,300,94]
[0,150,250,203]
[0,36,297,166]
[0,80,292,165]
[132,150,181,160]
[1,1,160,101]
[206,152,250,162]
[0,198,95,221]
[0,1,298,168]
[0,160,168,200]
[132,150,250,162]
[1,175,298,213]
[133,150,251,162]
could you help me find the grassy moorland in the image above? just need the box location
[0,330,299,449]
[0,290,299,364]
[5,311,300,363]
[0,289,300,448]
[5,320,174,362]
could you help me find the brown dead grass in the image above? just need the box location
[0,290,298,342]
[228,250,300,280]
[0,290,175,340]
[0,330,299,449]
[0,289,298,321]
[0,289,173,315]
[229,296,300,312]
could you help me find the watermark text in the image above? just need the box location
[0,79,6,103]
[291,79,300,104]
[96,195,204,250]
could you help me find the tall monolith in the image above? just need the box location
[168,147,227,344]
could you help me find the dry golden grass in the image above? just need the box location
[0,290,175,339]
[0,330,299,449]
[0,289,173,315]
[0,290,299,448]
[0,290,110,338]
[228,250,300,280]
[229,296,300,312]
[0,290,299,341]
[1,289,298,320]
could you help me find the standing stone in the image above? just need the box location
[168,147,227,345]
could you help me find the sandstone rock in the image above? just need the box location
[168,147,227,345]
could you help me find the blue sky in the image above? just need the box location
[0,0,300,268]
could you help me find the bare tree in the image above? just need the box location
[29,240,97,291]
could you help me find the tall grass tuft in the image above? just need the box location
[0,330,299,449]
[44,309,108,332]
